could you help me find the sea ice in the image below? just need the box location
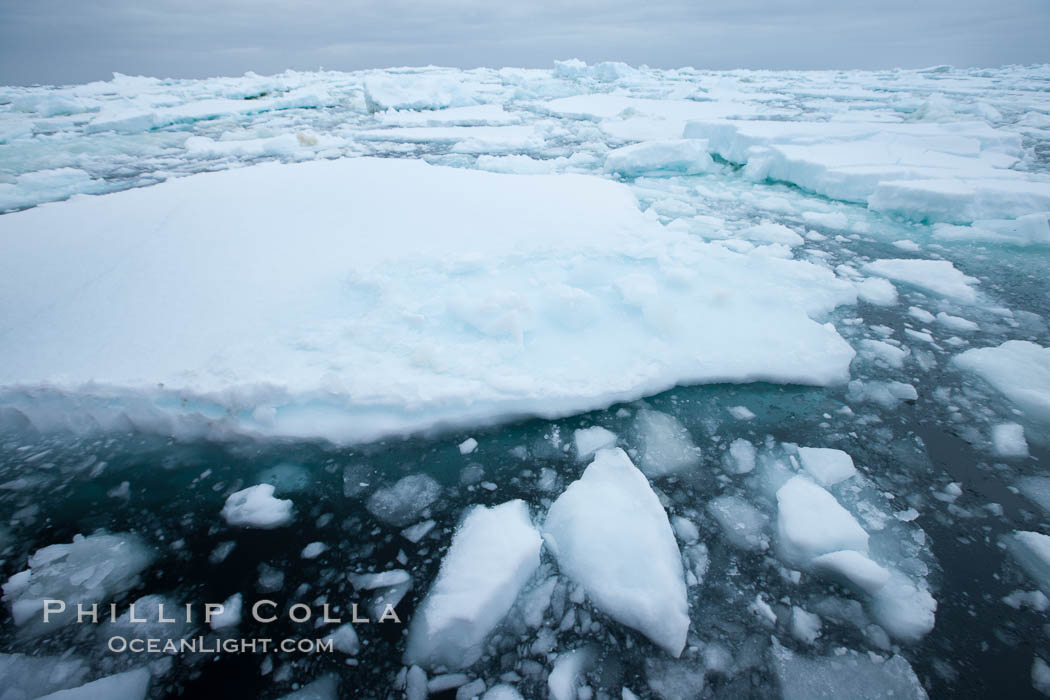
[775,476,869,565]
[573,426,618,461]
[991,423,1029,458]
[0,157,858,444]
[707,495,770,551]
[366,474,441,527]
[861,259,978,303]
[543,448,689,656]
[797,447,857,487]
[35,668,151,700]
[604,139,713,177]
[954,341,1050,441]
[770,638,927,700]
[221,484,294,529]
[631,409,701,477]
[404,500,541,669]
[723,438,757,474]
[2,532,154,634]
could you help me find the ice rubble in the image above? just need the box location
[543,448,690,657]
[631,409,702,477]
[2,532,154,634]
[1004,531,1050,596]
[776,476,870,564]
[0,653,88,699]
[366,474,442,527]
[404,500,541,670]
[0,156,858,443]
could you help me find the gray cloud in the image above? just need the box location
[1,0,1048,85]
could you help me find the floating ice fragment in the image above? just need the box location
[367,474,441,527]
[221,484,294,529]
[404,500,541,669]
[632,410,701,477]
[458,438,478,455]
[573,426,618,462]
[776,476,869,565]
[797,447,857,487]
[543,448,689,656]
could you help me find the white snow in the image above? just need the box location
[775,476,869,565]
[543,448,689,656]
[221,484,294,529]
[404,500,541,669]
[797,447,857,486]
[0,156,859,444]
[573,426,618,461]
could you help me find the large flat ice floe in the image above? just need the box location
[0,156,857,443]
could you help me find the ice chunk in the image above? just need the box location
[301,542,327,559]
[954,341,1050,440]
[404,500,541,669]
[991,423,1029,458]
[811,550,890,594]
[221,484,294,529]
[36,668,151,700]
[2,532,154,634]
[1005,531,1050,596]
[770,638,927,700]
[847,380,918,409]
[548,647,596,700]
[858,339,908,369]
[737,222,804,247]
[604,140,713,177]
[632,409,701,477]
[856,277,898,306]
[458,438,478,455]
[936,312,978,332]
[483,684,523,700]
[868,570,937,642]
[323,623,360,655]
[724,438,757,474]
[790,607,822,644]
[367,474,441,527]
[401,520,437,543]
[861,259,978,303]
[671,515,700,544]
[797,447,857,486]
[1034,657,1050,697]
[209,593,242,630]
[1018,477,1050,514]
[707,495,769,551]
[776,476,869,565]
[0,653,88,698]
[275,674,339,700]
[573,426,618,461]
[543,448,689,656]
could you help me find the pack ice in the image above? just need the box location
[542,448,690,657]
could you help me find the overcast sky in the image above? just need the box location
[2,0,1049,85]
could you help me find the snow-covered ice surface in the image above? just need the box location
[2,60,1050,698]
